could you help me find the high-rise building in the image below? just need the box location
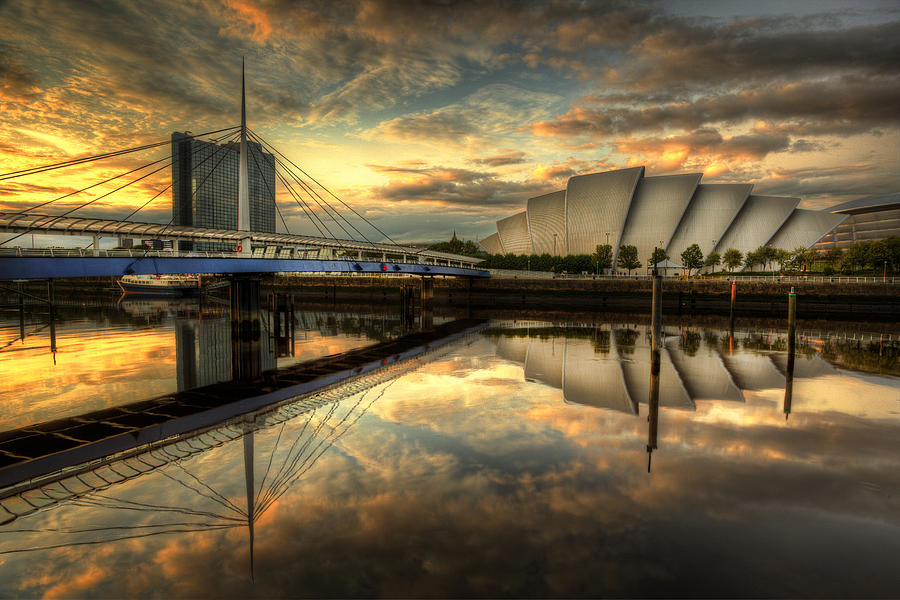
[171,131,276,249]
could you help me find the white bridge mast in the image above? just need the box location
[238,58,251,256]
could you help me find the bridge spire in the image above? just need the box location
[238,57,251,253]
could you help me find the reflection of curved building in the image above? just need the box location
[480,167,846,268]
[488,325,865,415]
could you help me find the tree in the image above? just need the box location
[867,240,892,274]
[650,247,669,268]
[802,248,820,271]
[681,243,704,276]
[743,249,760,270]
[704,251,721,271]
[592,244,613,274]
[758,245,778,271]
[825,247,844,268]
[844,242,870,274]
[775,248,792,271]
[723,248,743,272]
[616,245,641,275]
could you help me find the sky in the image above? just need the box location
[0,0,898,245]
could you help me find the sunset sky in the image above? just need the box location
[1,0,898,244]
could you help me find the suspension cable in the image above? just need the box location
[248,131,375,246]
[0,126,239,181]
[250,128,416,253]
[1,130,242,248]
[246,130,373,245]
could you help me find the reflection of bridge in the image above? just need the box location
[0,318,487,490]
[0,316,487,566]
[0,65,487,281]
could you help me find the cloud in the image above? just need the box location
[361,162,551,222]
[532,76,900,140]
[468,151,528,167]
[0,49,42,104]
[362,84,564,147]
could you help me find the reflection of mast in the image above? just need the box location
[244,420,255,581]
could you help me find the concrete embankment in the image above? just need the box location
[269,275,899,320]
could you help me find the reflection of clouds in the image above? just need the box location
[2,328,900,597]
[0,323,176,429]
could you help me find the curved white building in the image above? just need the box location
[479,167,846,270]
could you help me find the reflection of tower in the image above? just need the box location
[175,319,233,391]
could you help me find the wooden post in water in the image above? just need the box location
[18,281,24,341]
[647,346,660,473]
[729,280,736,330]
[650,273,662,354]
[47,279,56,355]
[784,287,797,420]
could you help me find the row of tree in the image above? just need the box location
[428,236,900,275]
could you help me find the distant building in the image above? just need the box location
[815,193,900,249]
[479,166,846,271]
[171,131,275,250]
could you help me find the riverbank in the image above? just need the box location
[3,275,897,320]
[269,275,899,320]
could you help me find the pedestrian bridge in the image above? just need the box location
[0,212,489,280]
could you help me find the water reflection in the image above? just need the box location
[0,298,416,429]
[487,322,900,475]
[0,309,898,597]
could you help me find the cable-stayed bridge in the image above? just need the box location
[0,66,488,281]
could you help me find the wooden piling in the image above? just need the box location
[785,286,796,419]
[650,274,662,354]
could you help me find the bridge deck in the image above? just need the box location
[0,256,490,279]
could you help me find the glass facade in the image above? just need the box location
[815,206,900,249]
[171,132,276,251]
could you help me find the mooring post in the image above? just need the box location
[647,347,660,473]
[47,279,56,354]
[18,281,25,341]
[785,286,797,419]
[650,273,662,354]
[289,293,295,356]
[729,280,736,330]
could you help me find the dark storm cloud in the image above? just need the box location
[620,17,900,90]
[533,76,900,139]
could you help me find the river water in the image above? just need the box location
[1,297,898,598]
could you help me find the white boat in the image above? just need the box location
[117,274,201,296]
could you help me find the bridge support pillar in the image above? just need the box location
[230,276,261,380]
[358,250,363,260]
[420,277,434,331]
[92,235,100,257]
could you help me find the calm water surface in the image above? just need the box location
[1,298,898,598]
